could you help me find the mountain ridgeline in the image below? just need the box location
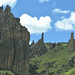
[29,32,75,75]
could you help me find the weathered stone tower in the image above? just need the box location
[41,32,44,43]
[0,5,3,13]
[31,40,34,45]
[68,32,75,53]
[29,32,48,58]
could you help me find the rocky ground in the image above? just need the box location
[29,42,75,75]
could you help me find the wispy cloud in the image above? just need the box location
[55,12,75,31]
[39,0,50,3]
[0,0,17,7]
[53,8,70,14]
[20,14,52,34]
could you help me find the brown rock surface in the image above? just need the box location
[29,33,48,58]
[68,32,75,53]
[0,5,30,75]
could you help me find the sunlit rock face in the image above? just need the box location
[0,5,30,75]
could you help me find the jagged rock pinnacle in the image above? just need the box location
[41,32,44,43]
[71,32,74,39]
[68,32,75,53]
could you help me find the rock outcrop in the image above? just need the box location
[31,40,34,45]
[68,32,75,53]
[0,5,30,75]
[29,33,48,58]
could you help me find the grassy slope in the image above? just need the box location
[30,43,75,75]
[0,43,75,75]
[64,68,75,75]
[0,70,15,75]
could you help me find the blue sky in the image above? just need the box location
[0,0,75,43]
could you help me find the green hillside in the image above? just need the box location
[0,70,15,75]
[30,43,75,75]
[64,68,75,75]
[0,43,75,75]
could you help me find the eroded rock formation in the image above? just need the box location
[68,32,75,53]
[29,32,48,58]
[31,40,34,45]
[0,5,30,75]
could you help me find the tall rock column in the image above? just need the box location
[41,32,44,43]
[70,32,74,39]
[68,32,75,53]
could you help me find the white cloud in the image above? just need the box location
[20,14,52,34]
[29,41,32,45]
[61,16,65,19]
[39,0,50,3]
[0,0,17,7]
[53,8,70,14]
[55,12,75,31]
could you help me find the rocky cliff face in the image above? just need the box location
[29,33,48,58]
[0,5,30,75]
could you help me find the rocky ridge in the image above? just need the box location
[29,33,48,58]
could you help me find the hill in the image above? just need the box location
[29,42,75,75]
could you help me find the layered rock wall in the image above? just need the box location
[0,5,30,75]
